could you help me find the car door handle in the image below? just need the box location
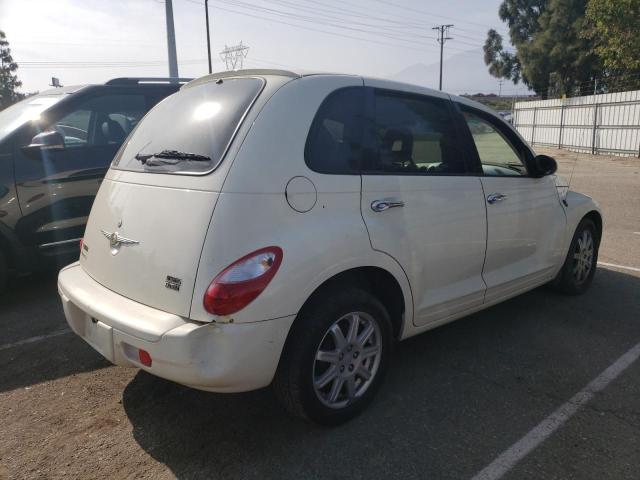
[486,193,507,204]
[371,199,405,212]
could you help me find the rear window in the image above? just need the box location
[305,87,364,174]
[112,77,263,174]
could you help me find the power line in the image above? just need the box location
[182,0,485,55]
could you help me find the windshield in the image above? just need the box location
[112,77,264,174]
[0,93,65,143]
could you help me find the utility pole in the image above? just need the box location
[498,79,504,97]
[205,0,212,74]
[432,24,453,91]
[165,0,179,81]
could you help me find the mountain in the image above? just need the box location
[390,48,516,95]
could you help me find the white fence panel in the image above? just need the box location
[514,90,640,156]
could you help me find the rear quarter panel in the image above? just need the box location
[189,75,414,325]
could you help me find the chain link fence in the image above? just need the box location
[513,90,640,157]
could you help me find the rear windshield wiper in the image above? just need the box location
[134,149,212,165]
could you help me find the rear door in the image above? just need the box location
[360,83,487,326]
[457,104,566,303]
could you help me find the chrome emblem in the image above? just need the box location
[100,230,139,255]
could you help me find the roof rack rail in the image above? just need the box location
[105,77,193,86]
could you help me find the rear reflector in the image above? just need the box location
[138,349,152,367]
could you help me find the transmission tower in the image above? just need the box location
[219,42,249,71]
[432,24,453,91]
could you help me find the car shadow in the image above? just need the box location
[122,267,640,479]
[0,269,110,393]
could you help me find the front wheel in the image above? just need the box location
[550,218,599,295]
[273,287,392,425]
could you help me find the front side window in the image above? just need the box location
[0,94,64,143]
[462,110,528,176]
[113,77,263,174]
[363,90,466,175]
[305,87,364,174]
[50,94,147,148]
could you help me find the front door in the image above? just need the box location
[360,84,487,327]
[458,105,566,303]
[13,92,148,255]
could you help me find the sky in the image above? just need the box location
[1,0,517,95]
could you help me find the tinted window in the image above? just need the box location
[363,90,466,175]
[42,94,147,149]
[305,87,364,174]
[113,78,263,174]
[462,109,528,176]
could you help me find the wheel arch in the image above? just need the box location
[584,210,603,244]
[298,266,408,340]
[0,220,32,274]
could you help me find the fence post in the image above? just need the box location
[591,103,599,155]
[531,107,537,145]
[558,104,565,149]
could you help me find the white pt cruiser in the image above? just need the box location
[58,70,602,425]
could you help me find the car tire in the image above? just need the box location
[273,287,392,426]
[550,218,599,295]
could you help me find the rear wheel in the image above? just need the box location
[550,218,599,295]
[273,287,392,425]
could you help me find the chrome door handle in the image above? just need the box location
[371,199,405,212]
[487,193,507,204]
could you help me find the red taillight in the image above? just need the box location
[79,238,84,252]
[203,246,283,316]
[139,349,152,367]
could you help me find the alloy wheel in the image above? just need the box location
[572,228,594,284]
[312,311,382,409]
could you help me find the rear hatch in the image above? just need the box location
[80,76,265,317]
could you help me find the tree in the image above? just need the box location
[484,0,601,97]
[583,0,640,91]
[0,30,25,110]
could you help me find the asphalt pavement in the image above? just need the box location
[0,147,638,480]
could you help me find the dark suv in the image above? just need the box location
[0,77,189,289]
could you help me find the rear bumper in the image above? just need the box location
[58,262,295,392]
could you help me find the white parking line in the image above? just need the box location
[471,341,640,480]
[0,329,71,352]
[598,262,640,273]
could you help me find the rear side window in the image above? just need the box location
[113,78,263,174]
[305,87,364,174]
[363,90,467,175]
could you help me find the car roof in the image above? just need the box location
[38,78,189,96]
[181,69,495,113]
[38,85,89,96]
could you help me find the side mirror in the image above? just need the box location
[531,154,557,177]
[28,130,65,151]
